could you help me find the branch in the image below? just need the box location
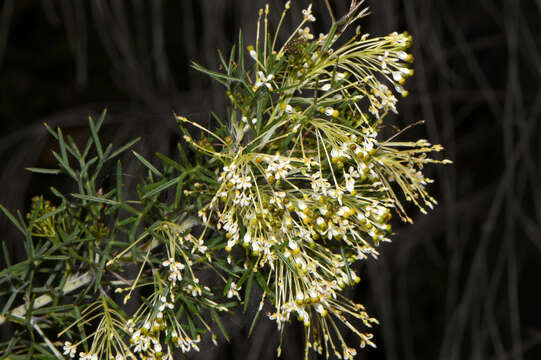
[0,217,199,326]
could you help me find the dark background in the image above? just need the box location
[1,0,540,359]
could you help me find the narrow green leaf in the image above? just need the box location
[88,115,104,159]
[223,277,233,298]
[42,122,57,139]
[25,167,61,175]
[236,260,256,287]
[133,151,162,177]
[243,272,254,313]
[34,205,65,224]
[96,109,107,130]
[117,217,137,227]
[66,134,82,159]
[102,143,113,159]
[3,334,20,356]
[2,241,11,267]
[273,246,297,275]
[238,30,245,74]
[108,137,141,160]
[2,291,18,315]
[187,314,197,338]
[57,128,69,164]
[142,175,182,199]
[191,62,243,84]
[116,160,123,201]
[210,112,227,129]
[42,255,70,261]
[176,142,192,168]
[193,171,219,185]
[211,260,238,277]
[217,49,228,70]
[80,156,98,184]
[33,305,73,316]
[174,176,184,209]
[340,247,353,284]
[228,44,236,77]
[279,131,296,153]
[49,186,67,202]
[71,193,119,206]
[248,307,262,336]
[155,152,183,171]
[51,151,78,180]
[0,205,24,234]
[82,135,93,159]
[255,272,273,300]
[210,309,230,342]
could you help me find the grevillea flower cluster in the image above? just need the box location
[0,2,450,360]
[180,1,450,359]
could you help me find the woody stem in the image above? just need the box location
[324,0,336,23]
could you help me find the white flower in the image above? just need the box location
[344,166,360,193]
[254,71,274,90]
[63,342,76,358]
[79,353,98,360]
[344,346,358,360]
[337,206,351,217]
[345,176,355,193]
[310,173,331,195]
[126,319,136,334]
[195,238,208,255]
[400,66,414,75]
[330,145,350,160]
[288,240,299,253]
[131,329,151,353]
[162,258,185,286]
[395,84,408,96]
[243,231,252,246]
[266,155,292,181]
[392,71,403,82]
[227,281,240,299]
[335,72,346,81]
[328,187,344,205]
[302,4,315,21]
[236,175,252,190]
[159,296,175,311]
[371,83,398,113]
[321,83,331,91]
[325,107,337,117]
[234,191,252,206]
[397,50,409,60]
[227,237,237,250]
[317,33,327,46]
[269,194,284,209]
[298,27,314,40]
[378,50,390,69]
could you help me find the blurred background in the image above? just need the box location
[1,0,540,359]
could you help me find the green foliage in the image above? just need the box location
[0,2,449,360]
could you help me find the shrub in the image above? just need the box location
[0,2,449,359]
